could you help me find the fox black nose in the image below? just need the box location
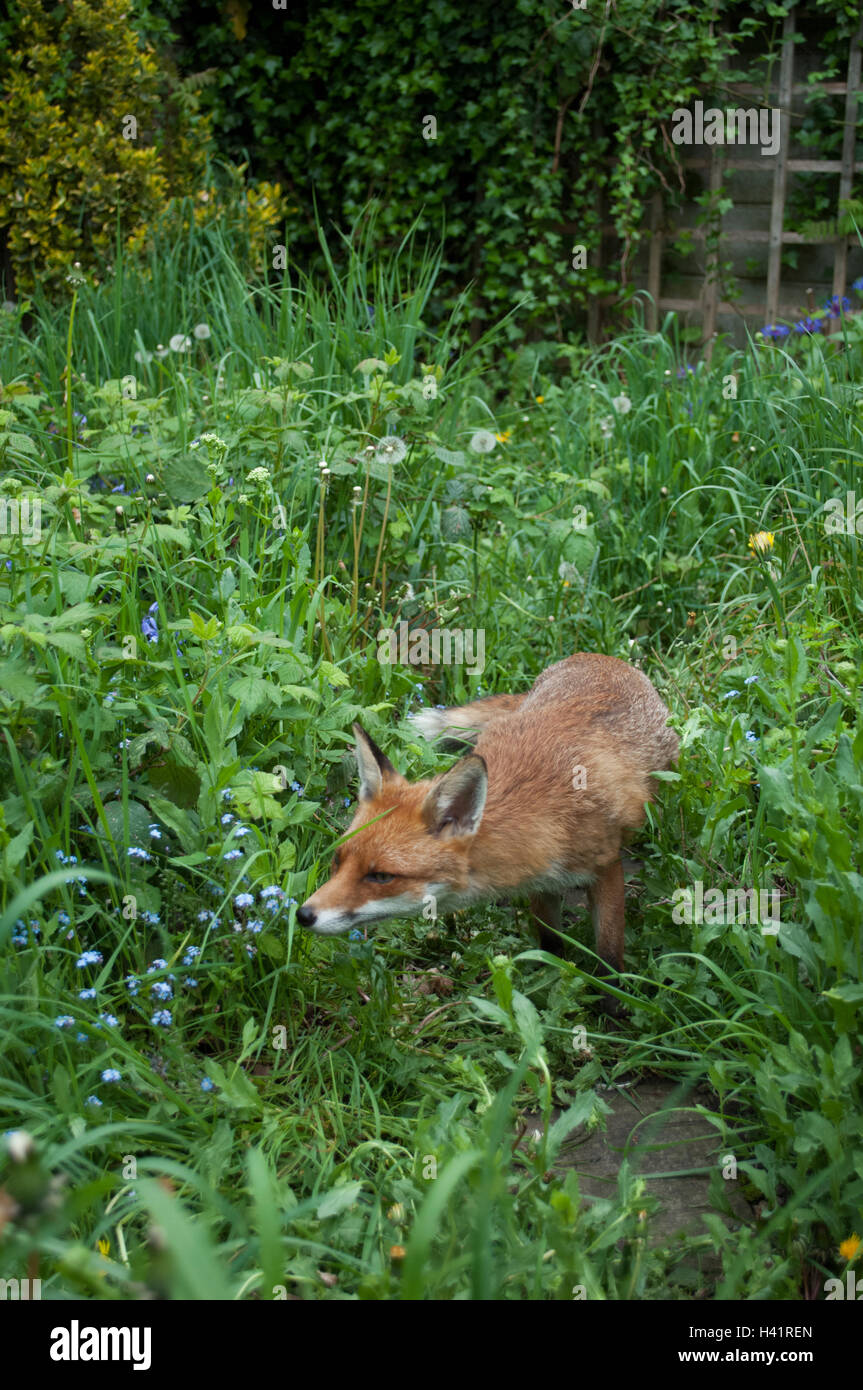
[297,905,316,928]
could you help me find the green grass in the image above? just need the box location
[0,213,861,1300]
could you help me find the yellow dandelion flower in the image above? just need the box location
[495,430,512,443]
[535,395,545,404]
[839,1233,861,1260]
[97,1237,110,1257]
[748,530,775,555]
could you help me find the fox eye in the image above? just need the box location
[365,871,395,884]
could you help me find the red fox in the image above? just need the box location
[297,653,678,984]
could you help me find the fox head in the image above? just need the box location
[296,724,487,936]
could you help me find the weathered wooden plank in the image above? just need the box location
[765,9,795,325]
[702,146,723,359]
[646,192,663,331]
[681,158,863,172]
[831,18,863,320]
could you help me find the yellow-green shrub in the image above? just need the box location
[0,0,211,297]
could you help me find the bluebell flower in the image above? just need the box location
[184,977,198,988]
[343,797,352,807]
[824,295,850,317]
[148,825,163,840]
[349,929,363,941]
[151,1010,172,1027]
[201,1077,215,1092]
[744,731,759,743]
[85,1095,103,1107]
[76,950,103,968]
[722,690,740,700]
[127,847,151,862]
[259,885,282,899]
[231,826,251,839]
[183,945,201,964]
[852,277,863,292]
[234,892,254,909]
[224,848,243,861]
[55,1015,75,1029]
[290,781,304,796]
[78,988,96,1000]
[76,1032,89,1043]
[760,324,790,342]
[743,675,758,685]
[147,958,168,972]
[151,981,173,1001]
[100,1014,119,1028]
[794,317,826,335]
[58,912,70,926]
[140,910,160,925]
[101,1068,121,1083]
[141,601,159,644]
[221,813,235,825]
[126,974,140,995]
[246,919,264,934]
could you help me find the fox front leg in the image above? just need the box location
[529,891,565,956]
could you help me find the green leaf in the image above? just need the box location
[3,820,34,874]
[227,675,280,716]
[316,1180,363,1219]
[318,660,350,687]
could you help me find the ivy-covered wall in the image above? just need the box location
[133,0,860,344]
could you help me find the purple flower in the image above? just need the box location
[141,602,159,644]
[760,324,790,342]
[824,295,850,317]
[794,317,826,335]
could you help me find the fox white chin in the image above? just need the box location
[299,886,455,936]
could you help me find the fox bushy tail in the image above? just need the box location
[410,693,526,748]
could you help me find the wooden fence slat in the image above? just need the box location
[646,191,663,331]
[766,10,796,325]
[682,158,863,172]
[702,145,723,358]
[831,18,863,314]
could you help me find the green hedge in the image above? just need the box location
[130,0,859,346]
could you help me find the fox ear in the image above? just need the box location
[353,723,399,801]
[422,754,487,837]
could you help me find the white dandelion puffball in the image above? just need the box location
[374,436,408,464]
[469,430,496,454]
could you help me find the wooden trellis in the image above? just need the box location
[641,8,863,349]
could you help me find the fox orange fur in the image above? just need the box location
[297,653,678,981]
